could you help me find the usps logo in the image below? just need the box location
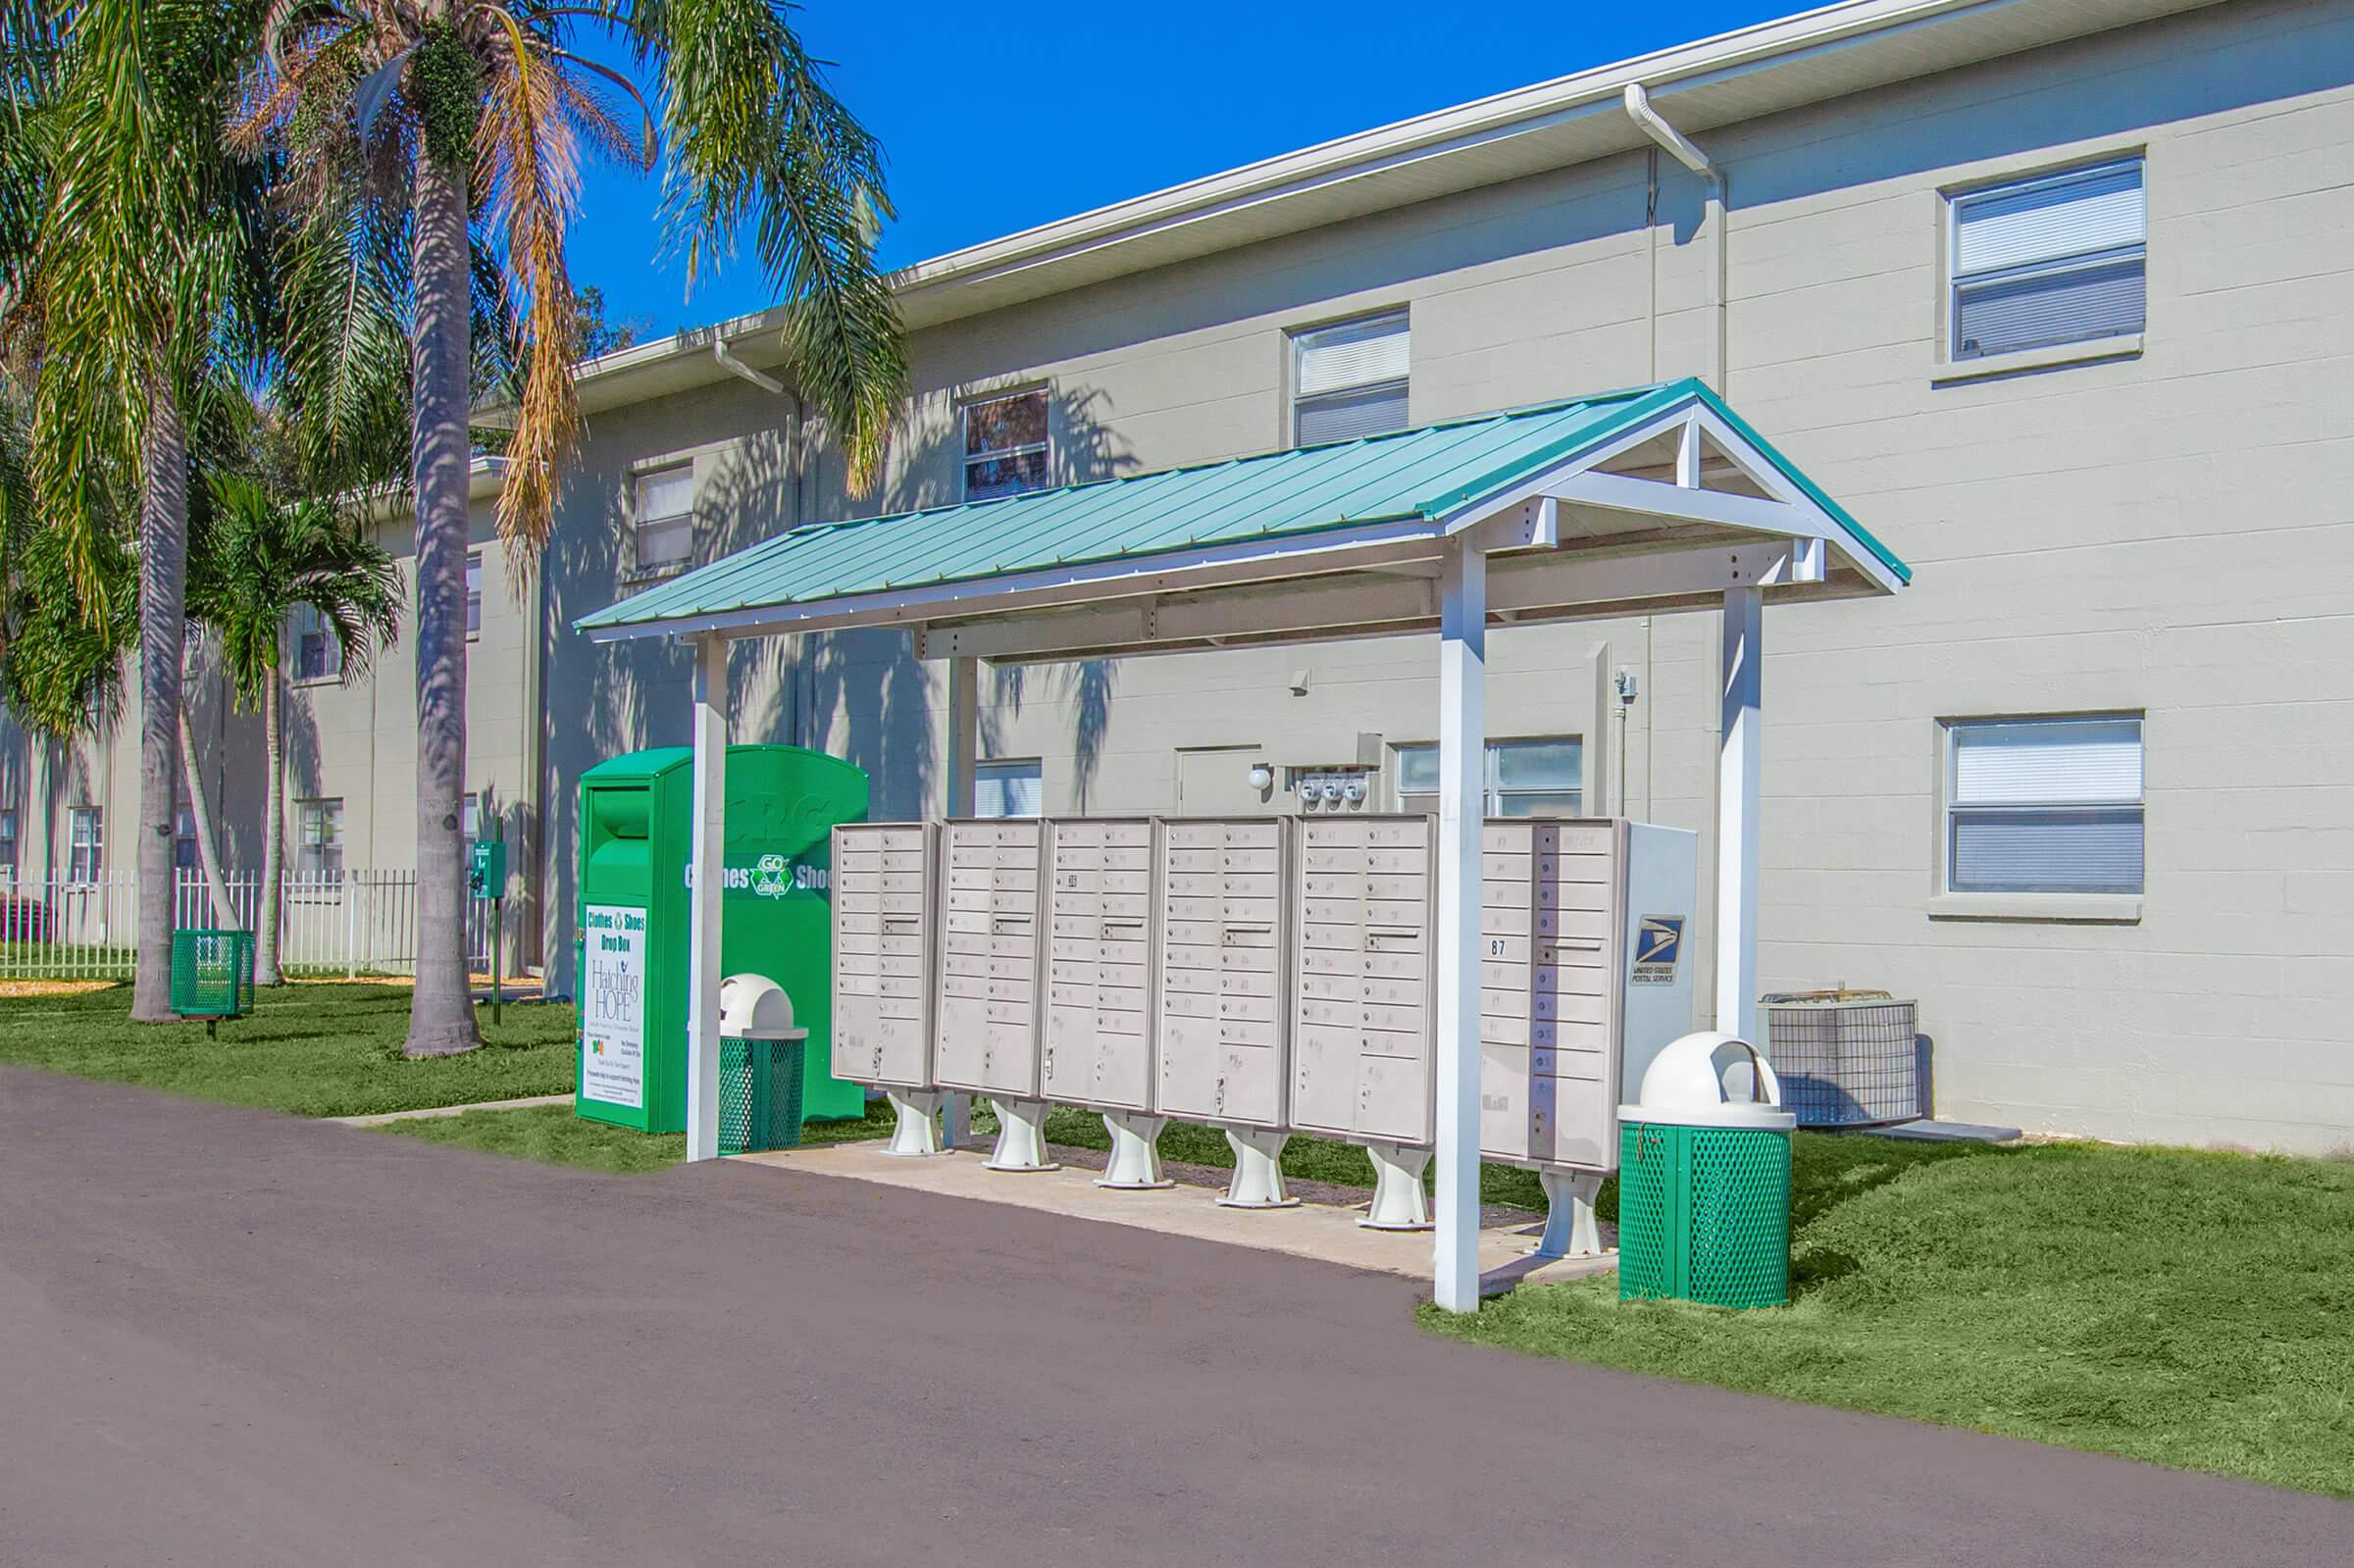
[1630,915,1685,986]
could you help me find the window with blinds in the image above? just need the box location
[1948,159,2145,361]
[1291,311,1408,445]
[975,759,1044,819]
[1394,736,1581,817]
[1946,716,2144,894]
[632,463,695,578]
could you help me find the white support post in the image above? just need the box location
[1434,539,1487,1314]
[941,653,980,1150]
[1716,586,1763,1047]
[685,634,730,1163]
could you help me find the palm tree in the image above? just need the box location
[188,473,399,984]
[22,0,268,1021]
[239,2,907,1056]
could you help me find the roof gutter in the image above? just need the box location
[1624,82,1727,395]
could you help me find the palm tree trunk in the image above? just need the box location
[176,682,235,930]
[256,670,283,986]
[403,149,482,1056]
[129,388,189,1023]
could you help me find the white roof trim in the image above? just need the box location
[561,0,2222,415]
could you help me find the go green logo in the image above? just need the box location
[751,853,791,899]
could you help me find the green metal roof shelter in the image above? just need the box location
[580,377,1910,1312]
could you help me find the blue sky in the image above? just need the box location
[572,2,1791,341]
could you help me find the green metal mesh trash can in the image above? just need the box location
[718,1036,807,1155]
[1617,1032,1796,1309]
[170,930,256,1020]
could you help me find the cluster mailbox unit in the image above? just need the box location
[1288,816,1440,1227]
[829,823,944,1156]
[1041,819,1166,1187]
[1478,818,1700,1255]
[1153,819,1295,1205]
[826,813,1699,1249]
[934,820,1056,1170]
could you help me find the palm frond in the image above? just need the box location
[644,0,906,490]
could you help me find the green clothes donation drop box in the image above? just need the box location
[575,744,869,1134]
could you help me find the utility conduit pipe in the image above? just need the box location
[1624,81,1728,395]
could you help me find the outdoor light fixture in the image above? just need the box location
[1247,762,1274,792]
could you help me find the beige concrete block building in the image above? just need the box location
[13,0,2349,1150]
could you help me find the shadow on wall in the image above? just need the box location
[536,379,1143,986]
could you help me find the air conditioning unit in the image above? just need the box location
[1760,990,1923,1129]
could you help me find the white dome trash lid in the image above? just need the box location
[1620,1031,1797,1131]
[718,974,808,1040]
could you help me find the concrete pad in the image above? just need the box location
[733,1139,1616,1295]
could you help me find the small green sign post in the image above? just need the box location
[469,835,508,1022]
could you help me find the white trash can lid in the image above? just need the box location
[1620,1030,1796,1131]
[719,974,809,1040]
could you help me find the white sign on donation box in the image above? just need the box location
[581,903,648,1106]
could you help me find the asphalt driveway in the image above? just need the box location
[1,1064,2344,1566]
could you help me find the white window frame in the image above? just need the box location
[67,806,101,885]
[1289,309,1410,447]
[1944,156,2145,367]
[0,806,17,872]
[960,388,1051,503]
[1393,736,1582,817]
[630,463,696,581]
[295,797,345,882]
[465,550,484,638]
[1939,714,2145,901]
[291,603,341,683]
[974,758,1044,820]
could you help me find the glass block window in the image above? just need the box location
[962,389,1049,501]
[1395,737,1581,817]
[974,759,1043,819]
[1949,159,2145,360]
[1946,716,2144,894]
[633,464,695,577]
[297,798,344,880]
[1292,311,1409,444]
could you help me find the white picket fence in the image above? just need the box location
[0,870,492,982]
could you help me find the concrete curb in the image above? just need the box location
[328,1094,573,1128]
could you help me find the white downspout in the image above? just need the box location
[1623,82,1728,394]
[711,336,787,396]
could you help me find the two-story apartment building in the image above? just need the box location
[15,0,2348,1151]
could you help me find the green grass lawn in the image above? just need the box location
[1426,1133,2354,1497]
[0,982,577,1116]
